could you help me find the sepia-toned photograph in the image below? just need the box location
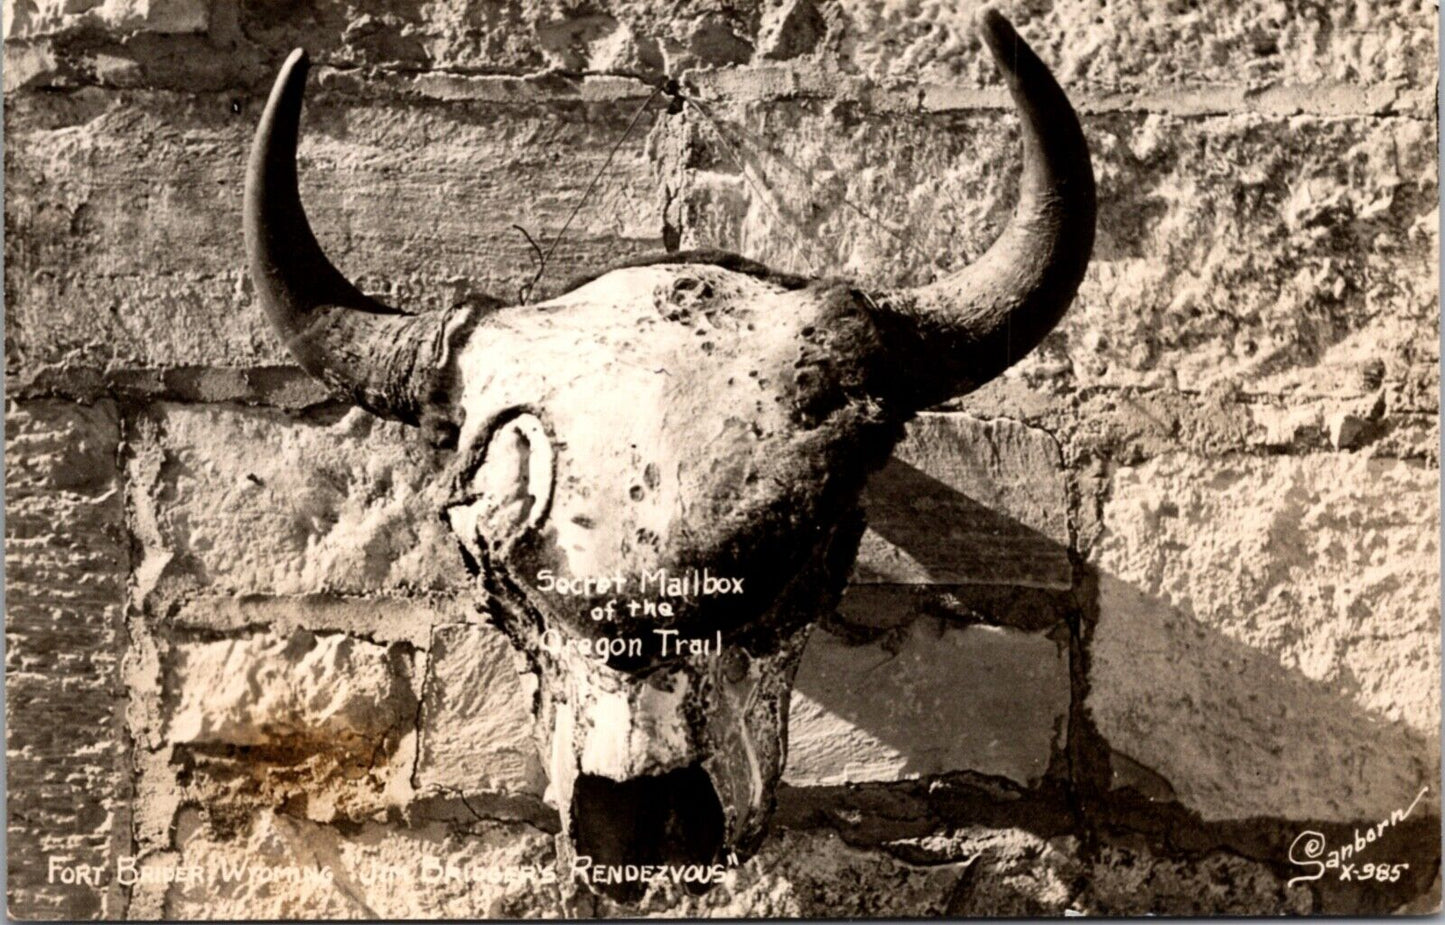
[4,0,1440,918]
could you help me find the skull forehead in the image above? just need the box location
[456,264,823,405]
[449,264,891,611]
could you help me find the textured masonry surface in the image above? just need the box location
[4,0,1439,917]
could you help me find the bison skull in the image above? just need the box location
[243,8,1094,901]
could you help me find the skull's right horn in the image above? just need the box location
[245,49,461,427]
[867,9,1096,410]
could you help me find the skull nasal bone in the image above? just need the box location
[571,764,726,901]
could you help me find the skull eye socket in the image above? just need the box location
[445,411,555,552]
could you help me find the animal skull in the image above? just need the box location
[244,8,1094,900]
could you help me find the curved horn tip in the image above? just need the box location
[976,8,1023,68]
[975,7,1011,36]
[273,48,310,90]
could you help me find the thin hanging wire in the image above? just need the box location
[676,93,825,276]
[513,71,928,299]
[678,86,929,277]
[517,82,663,304]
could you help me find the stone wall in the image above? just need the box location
[5,0,1438,917]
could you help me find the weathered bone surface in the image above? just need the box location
[243,7,1094,901]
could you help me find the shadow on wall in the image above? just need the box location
[788,455,1440,904]
[788,457,1075,789]
[859,457,1073,589]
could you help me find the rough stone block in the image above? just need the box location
[886,828,1080,916]
[1089,453,1440,822]
[5,90,663,377]
[162,628,421,824]
[170,593,475,648]
[1066,387,1406,467]
[3,42,58,92]
[5,399,130,920]
[1072,838,1313,916]
[5,1,1433,102]
[663,108,1436,401]
[2,0,1439,916]
[128,403,461,599]
[828,0,1435,98]
[786,619,1068,787]
[886,827,1315,916]
[856,413,1071,589]
[663,828,965,917]
[167,630,417,751]
[6,0,209,41]
[416,623,547,799]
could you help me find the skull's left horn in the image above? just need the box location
[245,49,456,425]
